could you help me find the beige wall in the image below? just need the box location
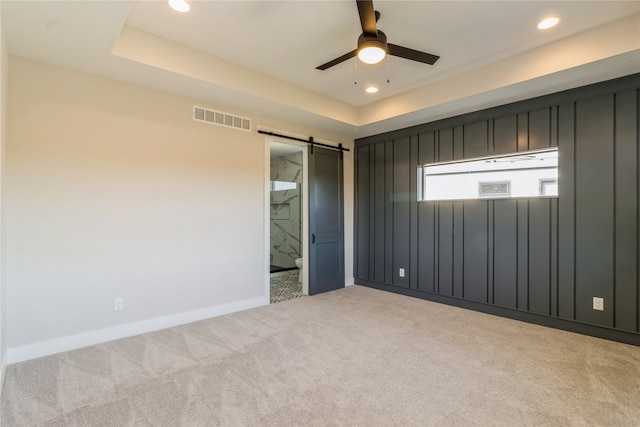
[6,58,354,362]
[0,8,7,384]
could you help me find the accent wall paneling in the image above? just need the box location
[354,74,640,345]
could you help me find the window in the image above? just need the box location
[419,148,558,201]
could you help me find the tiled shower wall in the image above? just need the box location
[270,152,302,268]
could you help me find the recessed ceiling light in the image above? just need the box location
[537,17,559,30]
[168,0,190,13]
[366,86,378,94]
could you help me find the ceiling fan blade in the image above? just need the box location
[316,49,358,70]
[356,0,377,36]
[388,43,440,65]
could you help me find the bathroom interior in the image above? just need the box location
[270,142,304,303]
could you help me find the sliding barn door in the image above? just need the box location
[309,146,345,295]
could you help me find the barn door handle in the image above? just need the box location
[312,233,316,244]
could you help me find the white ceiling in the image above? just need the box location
[2,1,640,139]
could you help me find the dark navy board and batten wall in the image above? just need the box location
[354,73,640,345]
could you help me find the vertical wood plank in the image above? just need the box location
[373,142,386,282]
[419,203,436,293]
[517,199,529,310]
[438,203,454,296]
[529,107,551,150]
[434,205,440,293]
[355,144,370,280]
[393,137,411,288]
[369,145,376,279]
[385,140,394,285]
[410,136,419,289]
[575,95,614,327]
[550,106,559,147]
[454,126,464,160]
[452,122,464,298]
[488,119,495,153]
[464,121,489,159]
[494,114,518,155]
[439,128,454,162]
[517,112,529,151]
[550,198,559,317]
[463,200,489,303]
[417,133,436,292]
[493,199,518,308]
[557,102,576,320]
[614,90,638,332]
[528,198,551,315]
[453,201,465,298]
[487,201,494,304]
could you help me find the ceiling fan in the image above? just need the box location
[316,0,440,70]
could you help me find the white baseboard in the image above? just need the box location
[7,295,269,364]
[345,277,355,286]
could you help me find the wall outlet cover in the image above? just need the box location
[399,268,405,278]
[114,297,124,312]
[593,297,604,311]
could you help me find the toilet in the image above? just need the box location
[294,258,303,283]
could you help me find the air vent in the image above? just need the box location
[193,106,251,132]
[479,181,510,198]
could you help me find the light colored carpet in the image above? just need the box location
[2,285,640,426]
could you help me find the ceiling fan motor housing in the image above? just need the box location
[357,30,388,53]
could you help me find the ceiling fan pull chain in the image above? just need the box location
[354,61,358,85]
[386,59,390,84]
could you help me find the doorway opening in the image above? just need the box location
[266,139,308,303]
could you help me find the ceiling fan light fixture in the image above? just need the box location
[357,33,388,65]
[358,45,386,64]
[168,0,190,13]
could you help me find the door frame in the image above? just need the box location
[264,137,309,299]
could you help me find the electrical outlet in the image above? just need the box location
[114,297,124,312]
[593,297,604,311]
[399,268,405,278]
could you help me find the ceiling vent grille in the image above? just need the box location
[193,106,251,132]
